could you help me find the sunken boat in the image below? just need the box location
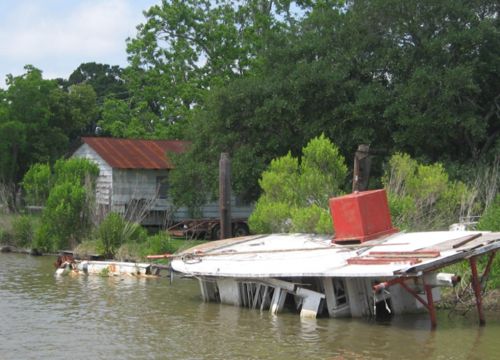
[171,190,500,328]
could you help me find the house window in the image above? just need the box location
[156,176,169,199]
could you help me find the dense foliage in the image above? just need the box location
[30,158,99,252]
[383,153,472,231]
[148,0,499,206]
[478,195,500,232]
[96,212,147,258]
[249,135,347,233]
[1,1,499,244]
[0,66,98,210]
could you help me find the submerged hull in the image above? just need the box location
[56,259,159,277]
[171,231,500,325]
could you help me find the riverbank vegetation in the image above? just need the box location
[1,158,204,260]
[0,1,499,275]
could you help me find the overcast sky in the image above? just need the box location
[0,0,159,87]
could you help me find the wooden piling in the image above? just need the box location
[219,152,232,240]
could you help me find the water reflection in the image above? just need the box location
[2,253,500,360]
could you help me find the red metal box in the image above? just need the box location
[329,189,397,243]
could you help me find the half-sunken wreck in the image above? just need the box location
[171,190,500,327]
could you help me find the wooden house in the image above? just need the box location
[72,137,253,229]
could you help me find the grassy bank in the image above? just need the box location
[0,213,15,244]
[73,236,206,262]
[0,212,206,261]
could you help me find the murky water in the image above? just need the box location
[1,253,500,359]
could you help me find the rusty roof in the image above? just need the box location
[82,137,189,170]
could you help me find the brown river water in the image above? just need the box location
[1,252,500,360]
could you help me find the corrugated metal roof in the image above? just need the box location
[82,137,189,170]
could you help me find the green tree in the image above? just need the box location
[96,98,179,139]
[249,135,347,234]
[98,98,131,137]
[168,0,499,205]
[168,150,213,218]
[0,66,98,208]
[67,62,128,100]
[167,2,378,202]
[347,0,500,162]
[0,121,26,188]
[126,0,313,122]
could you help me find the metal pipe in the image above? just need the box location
[469,257,486,326]
[424,283,437,330]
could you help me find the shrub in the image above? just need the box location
[11,215,35,248]
[22,163,52,206]
[291,205,332,234]
[249,135,346,234]
[0,228,10,245]
[115,242,143,262]
[249,200,292,233]
[0,213,14,244]
[383,153,472,231]
[96,212,148,258]
[140,233,176,258]
[476,195,500,287]
[35,182,91,252]
[73,240,100,259]
[96,212,127,258]
[53,157,99,187]
[477,195,500,231]
[31,158,98,252]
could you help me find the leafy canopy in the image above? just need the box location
[0,66,98,210]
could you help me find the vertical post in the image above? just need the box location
[470,257,486,326]
[352,144,371,192]
[219,152,232,239]
[424,284,437,330]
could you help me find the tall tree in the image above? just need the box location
[67,62,128,100]
[347,0,500,162]
[125,0,314,122]
[0,66,98,208]
[127,0,499,211]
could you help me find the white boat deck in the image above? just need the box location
[171,231,500,278]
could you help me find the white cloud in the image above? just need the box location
[0,0,158,85]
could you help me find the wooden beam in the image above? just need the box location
[368,250,441,258]
[347,257,422,265]
[219,152,232,240]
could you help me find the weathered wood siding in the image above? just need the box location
[112,169,167,209]
[72,143,112,206]
[73,143,253,226]
[111,170,254,221]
